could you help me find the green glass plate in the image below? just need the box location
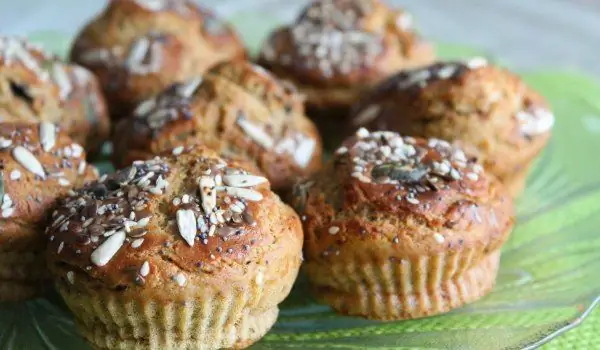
[2,27,599,349]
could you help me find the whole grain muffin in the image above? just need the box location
[70,0,247,122]
[0,122,98,301]
[46,145,303,349]
[112,60,323,193]
[294,128,514,320]
[257,0,435,149]
[0,37,110,155]
[349,58,554,196]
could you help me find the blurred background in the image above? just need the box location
[0,0,598,75]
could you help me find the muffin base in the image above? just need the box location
[308,250,501,320]
[57,284,279,350]
[0,250,48,302]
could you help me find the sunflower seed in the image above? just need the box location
[352,104,381,126]
[177,77,203,98]
[237,118,274,149]
[78,161,87,175]
[466,57,487,69]
[219,186,263,201]
[134,98,156,117]
[12,146,45,179]
[131,238,144,249]
[39,122,56,152]
[51,64,72,99]
[177,209,196,247]
[1,207,14,218]
[294,138,316,168]
[222,174,267,188]
[139,261,150,277]
[198,176,216,214]
[90,230,126,266]
[66,271,75,284]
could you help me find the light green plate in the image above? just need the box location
[2,27,599,349]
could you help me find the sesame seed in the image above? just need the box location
[392,236,400,244]
[58,178,71,187]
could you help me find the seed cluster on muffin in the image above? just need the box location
[0,122,98,301]
[45,145,303,349]
[0,37,110,154]
[293,128,514,320]
[349,58,554,195]
[70,0,247,121]
[258,0,435,149]
[113,60,323,193]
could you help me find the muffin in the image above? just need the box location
[45,145,303,349]
[112,60,323,193]
[0,36,110,155]
[348,58,554,196]
[70,0,247,121]
[0,122,98,301]
[257,0,435,149]
[294,128,514,320]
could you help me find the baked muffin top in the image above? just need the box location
[258,0,434,89]
[296,128,514,258]
[113,60,322,191]
[350,58,554,139]
[70,0,247,120]
[46,145,303,296]
[0,37,62,124]
[0,122,98,243]
[0,37,110,153]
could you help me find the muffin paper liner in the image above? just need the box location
[56,282,279,350]
[0,250,48,301]
[306,248,501,320]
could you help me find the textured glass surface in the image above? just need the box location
[0,33,598,350]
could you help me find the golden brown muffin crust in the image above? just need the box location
[0,37,111,155]
[46,146,303,301]
[258,0,434,108]
[296,129,514,259]
[349,59,554,194]
[112,60,323,192]
[70,0,247,121]
[0,122,98,249]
